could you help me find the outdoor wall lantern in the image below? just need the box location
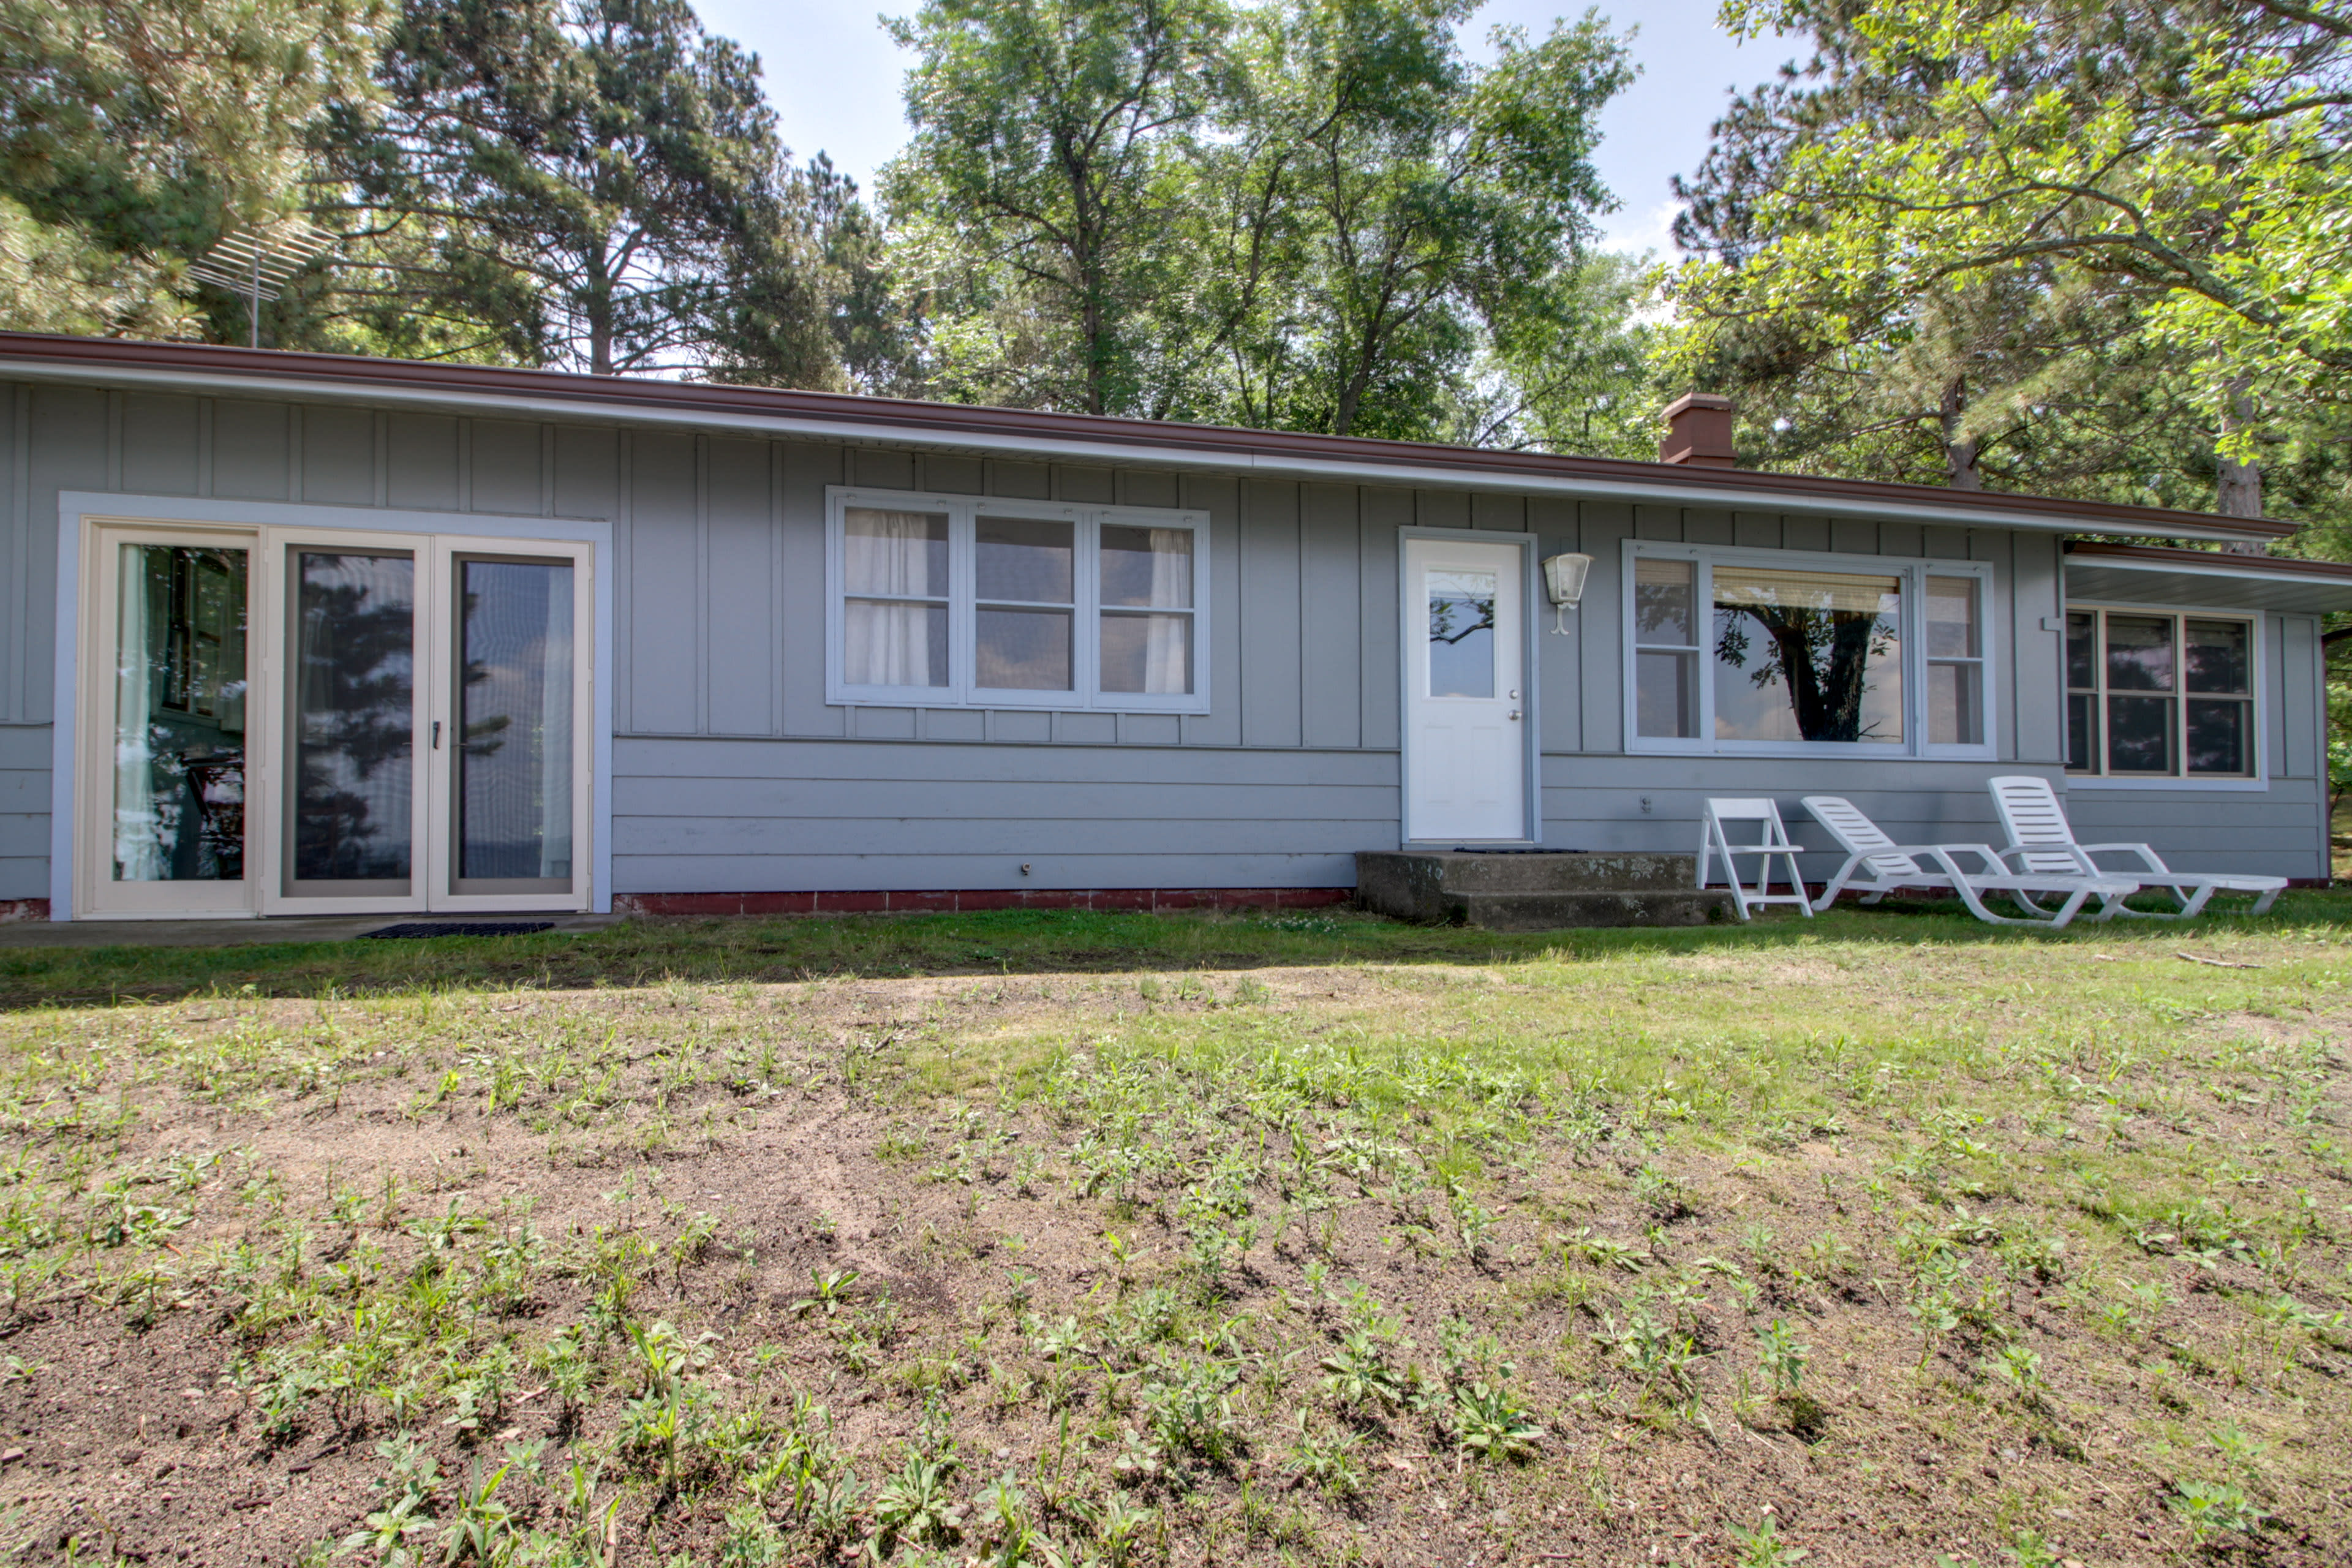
[1542,551,1594,634]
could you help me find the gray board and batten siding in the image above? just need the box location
[0,380,2332,907]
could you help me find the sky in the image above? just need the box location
[690,0,1803,257]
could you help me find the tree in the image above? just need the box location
[1191,1,1635,439]
[881,0,1640,445]
[332,0,843,381]
[881,0,1230,415]
[0,0,388,341]
[1670,0,2352,519]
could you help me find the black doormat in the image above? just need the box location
[1450,846,1580,854]
[361,921,556,940]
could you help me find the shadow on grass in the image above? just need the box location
[2,892,2346,1009]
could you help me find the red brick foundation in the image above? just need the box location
[0,898,50,924]
[614,888,1355,918]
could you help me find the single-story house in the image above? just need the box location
[0,331,2342,924]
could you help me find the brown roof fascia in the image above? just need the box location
[0,331,2297,541]
[2062,540,2352,579]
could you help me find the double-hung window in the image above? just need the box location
[827,488,1208,712]
[1625,543,1996,758]
[2064,608,2257,780]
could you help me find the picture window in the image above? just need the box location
[1626,546,1993,758]
[828,490,1207,712]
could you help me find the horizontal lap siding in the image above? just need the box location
[1539,754,2050,872]
[0,722,47,897]
[611,737,1396,892]
[2063,782,2326,880]
[1540,758,2329,883]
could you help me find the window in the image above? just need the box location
[1625,545,1994,756]
[2064,608,2256,780]
[1925,575,1985,746]
[1427,569,1498,698]
[827,489,1207,711]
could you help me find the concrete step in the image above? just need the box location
[1355,850,1739,929]
[1455,889,1737,931]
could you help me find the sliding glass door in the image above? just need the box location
[80,522,591,918]
[85,533,255,915]
[278,543,424,907]
[429,550,584,908]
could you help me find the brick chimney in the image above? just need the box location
[1659,392,1736,468]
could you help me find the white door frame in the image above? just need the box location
[50,492,614,921]
[1396,526,1541,845]
[254,525,435,918]
[68,521,265,919]
[422,535,597,913]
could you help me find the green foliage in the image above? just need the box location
[2168,1477,2260,1544]
[1317,1325,1407,1410]
[331,0,848,379]
[341,1433,442,1566]
[881,0,1647,445]
[1672,0,2352,527]
[1726,1510,1811,1567]
[1449,1379,1542,1460]
[1754,1317,1806,1395]
[0,0,387,339]
[869,1446,965,1555]
[880,0,1229,416]
[1281,1415,1365,1498]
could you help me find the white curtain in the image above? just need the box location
[846,601,938,687]
[844,510,942,686]
[537,565,575,879]
[1140,528,1189,694]
[112,545,164,880]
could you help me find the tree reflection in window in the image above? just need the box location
[293,553,415,881]
[1427,570,1498,699]
[1712,567,1903,744]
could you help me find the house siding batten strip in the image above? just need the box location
[6,386,28,724]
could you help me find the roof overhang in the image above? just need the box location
[2064,541,2352,614]
[0,332,2297,546]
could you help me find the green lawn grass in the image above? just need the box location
[5,890,2347,1006]
[0,901,2346,1566]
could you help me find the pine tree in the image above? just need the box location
[0,0,388,341]
[332,0,845,382]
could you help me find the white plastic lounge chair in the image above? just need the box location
[1698,798,1813,921]
[1800,796,2141,929]
[1988,775,2286,918]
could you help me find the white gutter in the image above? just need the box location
[0,355,2269,543]
[2062,552,2352,586]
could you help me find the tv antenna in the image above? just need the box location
[186,217,337,346]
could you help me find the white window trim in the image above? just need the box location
[48,491,616,921]
[1621,540,1999,761]
[825,486,1210,714]
[2061,600,2267,791]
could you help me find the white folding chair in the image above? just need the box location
[1800,795,2139,928]
[1988,776,2286,919]
[1698,799,1813,921]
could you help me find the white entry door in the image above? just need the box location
[1403,537,1528,842]
[77,522,592,918]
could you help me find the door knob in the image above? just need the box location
[1508,710,1522,721]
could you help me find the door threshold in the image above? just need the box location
[3,912,625,949]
